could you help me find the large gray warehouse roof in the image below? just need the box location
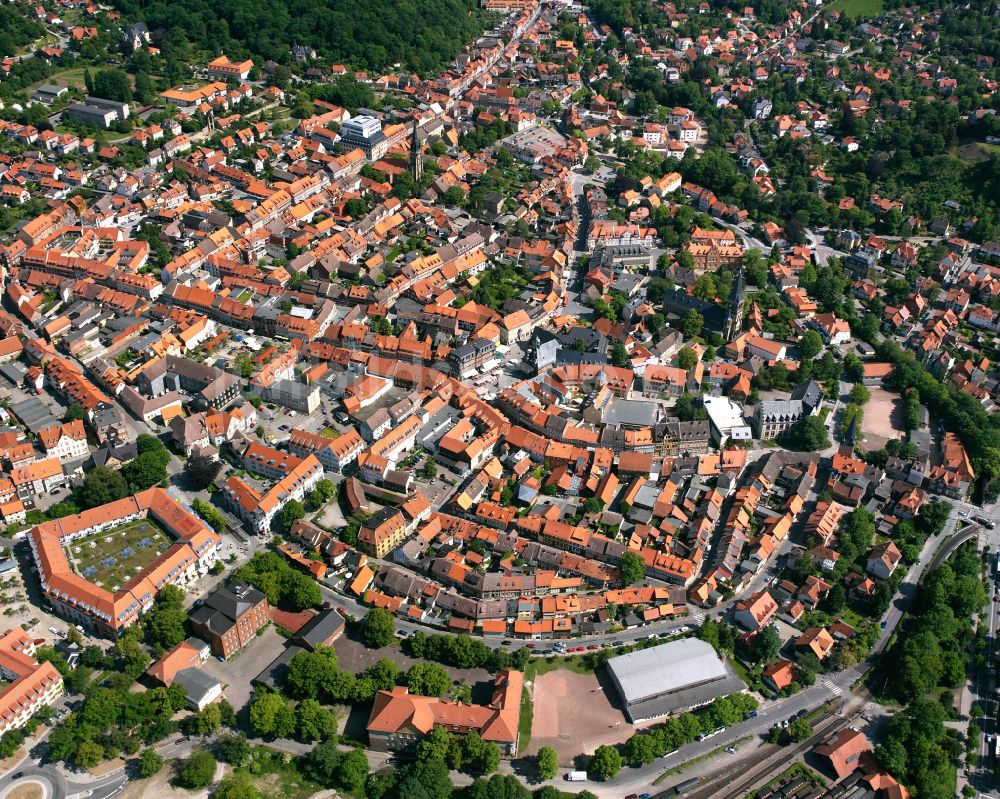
[607,638,729,706]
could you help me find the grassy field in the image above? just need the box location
[66,519,173,591]
[825,0,884,17]
[524,654,594,681]
[31,66,91,92]
[321,428,341,439]
[518,685,534,754]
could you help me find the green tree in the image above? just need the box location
[787,718,812,742]
[850,384,871,405]
[286,648,339,699]
[396,758,452,799]
[133,71,154,103]
[138,748,163,778]
[249,692,293,738]
[191,499,226,533]
[286,570,321,610]
[123,451,168,492]
[405,662,451,697]
[799,330,823,360]
[281,499,306,532]
[416,725,454,763]
[79,468,130,509]
[215,771,260,799]
[751,625,782,664]
[536,746,559,780]
[693,273,717,301]
[64,403,87,422]
[588,745,622,780]
[363,608,396,648]
[336,748,369,792]
[296,698,338,741]
[618,551,645,586]
[92,68,132,102]
[682,310,704,339]
[442,186,466,206]
[609,342,630,368]
[786,416,830,451]
[178,749,216,789]
[843,354,865,382]
[184,455,222,491]
[143,586,188,653]
[75,740,105,769]
[216,734,250,766]
[677,346,698,371]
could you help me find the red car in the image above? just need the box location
[588,644,599,650]
[526,643,536,649]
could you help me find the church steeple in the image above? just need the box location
[410,119,422,183]
[723,268,746,341]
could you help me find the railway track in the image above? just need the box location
[681,710,848,799]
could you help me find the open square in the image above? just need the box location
[65,519,173,591]
[859,388,906,449]
[528,668,638,763]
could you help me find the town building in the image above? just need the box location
[606,638,746,722]
[0,628,64,735]
[368,670,522,757]
[189,582,270,659]
[28,488,220,637]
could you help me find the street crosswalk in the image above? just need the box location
[692,613,705,625]
[822,678,843,697]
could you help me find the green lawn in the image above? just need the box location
[825,0,884,17]
[30,66,91,92]
[518,686,533,754]
[524,655,594,681]
[66,519,173,591]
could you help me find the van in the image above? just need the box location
[565,771,588,782]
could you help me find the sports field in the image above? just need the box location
[825,0,884,18]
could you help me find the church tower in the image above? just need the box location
[410,119,422,183]
[723,268,746,341]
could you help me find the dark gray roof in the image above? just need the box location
[172,667,221,705]
[253,645,306,691]
[205,581,266,621]
[294,609,345,650]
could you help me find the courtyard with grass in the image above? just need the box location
[65,519,174,591]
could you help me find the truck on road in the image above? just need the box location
[565,771,588,782]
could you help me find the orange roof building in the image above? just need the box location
[28,488,221,637]
[0,627,64,735]
[368,670,522,757]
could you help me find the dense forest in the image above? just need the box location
[0,5,44,57]
[113,0,485,74]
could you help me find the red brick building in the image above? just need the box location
[189,582,269,658]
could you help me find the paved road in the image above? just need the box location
[594,501,981,797]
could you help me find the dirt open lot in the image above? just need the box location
[860,388,906,449]
[527,668,638,764]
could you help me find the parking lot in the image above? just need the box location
[200,624,287,712]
